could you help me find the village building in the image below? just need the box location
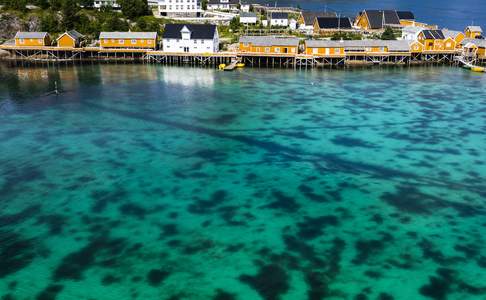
[57,30,85,48]
[15,32,51,47]
[401,26,423,40]
[313,17,354,36]
[240,0,251,12]
[162,24,219,53]
[93,0,120,9]
[239,36,299,54]
[465,26,483,39]
[304,39,411,56]
[355,10,414,31]
[442,29,465,48]
[417,29,456,51]
[157,0,200,17]
[240,12,257,25]
[207,0,239,11]
[462,39,486,59]
[269,12,289,27]
[298,11,337,32]
[99,32,158,49]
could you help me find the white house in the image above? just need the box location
[207,0,239,11]
[162,24,219,53]
[240,1,251,12]
[93,0,120,9]
[269,12,288,27]
[157,0,200,17]
[401,26,423,40]
[240,12,257,25]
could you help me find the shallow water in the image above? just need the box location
[0,63,485,300]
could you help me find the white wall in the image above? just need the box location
[240,17,257,24]
[162,32,219,53]
[93,0,120,8]
[158,0,199,15]
[270,19,288,27]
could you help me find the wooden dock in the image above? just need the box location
[0,44,473,68]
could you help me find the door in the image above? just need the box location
[184,47,189,52]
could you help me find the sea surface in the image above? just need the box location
[254,0,486,30]
[0,63,486,300]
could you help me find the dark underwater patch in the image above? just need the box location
[0,231,37,278]
[380,186,441,214]
[352,238,386,265]
[53,236,127,280]
[213,289,237,300]
[331,136,377,148]
[119,203,148,219]
[297,215,339,240]
[0,204,42,228]
[262,190,300,213]
[305,271,329,300]
[36,214,67,235]
[101,274,121,285]
[239,264,289,300]
[35,284,63,300]
[298,185,329,203]
[90,189,127,213]
[378,292,394,300]
[147,269,170,286]
[188,190,228,214]
[419,276,450,300]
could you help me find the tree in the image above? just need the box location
[229,16,240,32]
[381,27,396,40]
[201,0,208,10]
[49,0,63,10]
[117,0,149,19]
[40,11,60,32]
[34,0,51,9]
[61,0,79,30]
[135,16,161,33]
[3,0,28,11]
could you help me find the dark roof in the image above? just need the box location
[396,11,415,20]
[270,12,288,19]
[301,11,337,25]
[316,17,352,29]
[163,24,217,40]
[364,10,401,29]
[208,0,239,4]
[66,30,84,40]
[422,29,445,39]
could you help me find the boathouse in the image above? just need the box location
[162,24,219,53]
[355,10,414,31]
[57,30,85,48]
[313,17,354,35]
[462,39,486,59]
[99,32,158,49]
[14,32,51,47]
[304,40,411,56]
[417,29,456,51]
[442,29,465,48]
[465,26,483,39]
[239,36,299,54]
[298,11,337,32]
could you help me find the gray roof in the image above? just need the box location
[240,36,300,46]
[99,32,157,39]
[240,12,257,18]
[301,11,337,26]
[305,39,411,51]
[442,29,463,39]
[466,26,483,32]
[462,38,486,48]
[58,30,84,41]
[270,12,288,20]
[15,32,49,39]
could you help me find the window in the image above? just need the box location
[148,40,153,44]
[131,39,137,44]
[313,48,318,54]
[244,42,249,47]
[334,48,340,53]
[275,47,280,53]
[265,47,270,53]
[119,40,124,44]
[19,38,24,44]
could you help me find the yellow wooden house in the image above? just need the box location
[57,30,85,48]
[417,30,456,51]
[465,26,483,39]
[304,40,411,56]
[99,32,158,49]
[442,29,465,48]
[239,36,300,55]
[14,32,51,47]
[463,39,486,59]
[355,10,408,31]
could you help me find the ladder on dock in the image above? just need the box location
[224,60,238,71]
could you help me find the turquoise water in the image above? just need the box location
[0,63,486,300]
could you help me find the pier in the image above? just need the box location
[0,45,479,68]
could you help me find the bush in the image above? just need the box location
[117,0,150,20]
[381,27,396,40]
